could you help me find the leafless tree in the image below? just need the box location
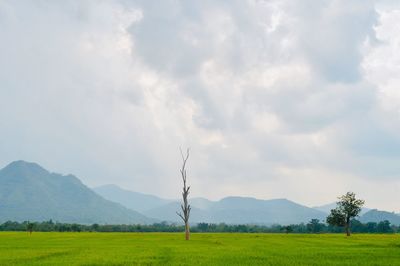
[176,148,191,240]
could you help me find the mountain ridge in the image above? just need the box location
[96,184,327,225]
[2,161,398,226]
[97,185,400,225]
[360,209,400,225]
[313,202,371,215]
[0,161,153,224]
[93,184,173,213]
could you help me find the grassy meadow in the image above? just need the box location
[0,232,399,265]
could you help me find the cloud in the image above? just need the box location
[289,0,378,82]
[1,0,400,210]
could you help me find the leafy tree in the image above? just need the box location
[327,192,364,236]
[307,219,324,233]
[282,225,293,234]
[26,222,34,235]
[377,220,393,233]
[365,222,377,233]
[71,224,81,232]
[349,219,364,233]
[92,223,99,231]
[197,223,209,232]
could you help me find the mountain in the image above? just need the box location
[313,202,370,215]
[313,203,337,213]
[360,209,400,225]
[143,202,211,223]
[93,184,172,213]
[96,184,328,225]
[97,185,327,225]
[143,196,327,225]
[0,161,153,224]
[94,185,216,213]
[190,197,215,210]
[209,197,326,225]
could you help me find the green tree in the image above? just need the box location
[92,223,99,231]
[307,219,323,233]
[327,192,364,236]
[377,220,393,233]
[282,225,293,234]
[26,222,34,235]
[197,223,209,232]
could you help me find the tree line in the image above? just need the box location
[0,219,397,233]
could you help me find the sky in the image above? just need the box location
[1,0,400,211]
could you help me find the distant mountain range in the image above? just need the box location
[95,185,328,224]
[146,197,327,225]
[359,209,400,225]
[1,161,399,225]
[93,184,172,213]
[313,203,371,216]
[95,185,400,226]
[0,161,153,224]
[95,184,387,225]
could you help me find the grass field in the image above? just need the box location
[0,232,399,265]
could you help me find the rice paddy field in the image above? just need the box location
[0,232,399,265]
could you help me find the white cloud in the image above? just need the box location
[1,0,400,210]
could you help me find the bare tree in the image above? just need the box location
[176,148,191,240]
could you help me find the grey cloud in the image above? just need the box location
[298,0,377,83]
[1,0,400,210]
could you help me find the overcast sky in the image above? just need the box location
[1,0,400,210]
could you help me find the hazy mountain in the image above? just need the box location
[0,161,153,224]
[94,185,216,213]
[93,184,172,213]
[96,184,328,225]
[143,202,211,223]
[313,203,337,213]
[360,209,400,225]
[207,197,326,225]
[190,197,215,210]
[314,203,371,215]
[4,161,390,226]
[144,196,326,225]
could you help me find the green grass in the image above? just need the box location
[0,232,399,265]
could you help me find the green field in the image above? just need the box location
[0,232,399,265]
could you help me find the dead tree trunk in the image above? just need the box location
[176,148,191,240]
